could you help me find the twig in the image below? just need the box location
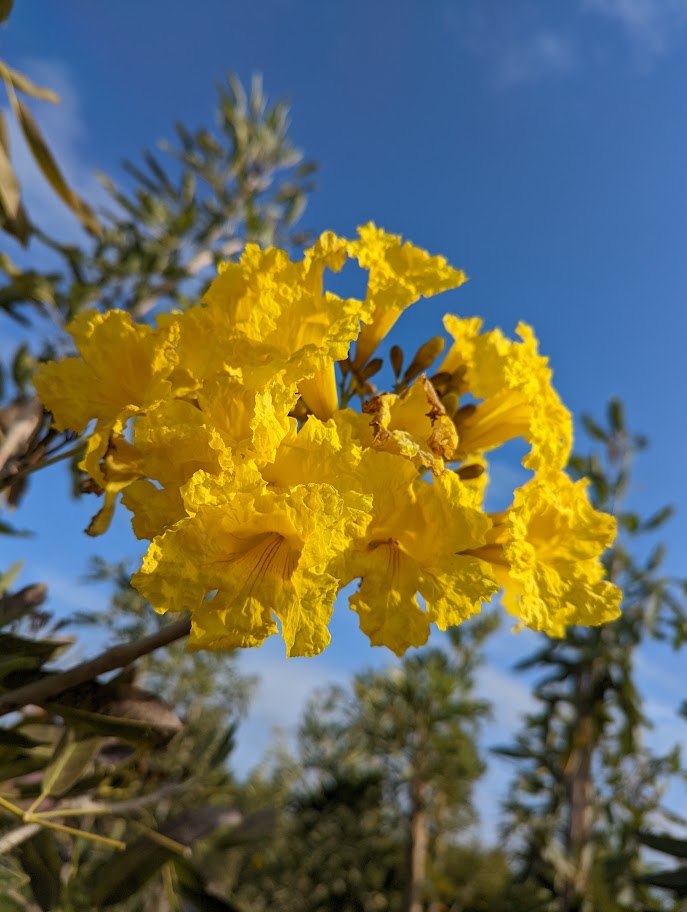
[0,617,191,716]
[0,822,40,853]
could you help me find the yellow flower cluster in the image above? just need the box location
[34,225,621,656]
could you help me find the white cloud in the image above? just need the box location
[493,30,576,88]
[445,4,576,88]
[231,643,353,777]
[478,662,537,731]
[582,0,687,55]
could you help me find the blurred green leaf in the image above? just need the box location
[4,84,100,237]
[11,342,36,392]
[581,413,608,442]
[17,829,62,911]
[41,726,103,798]
[0,110,20,219]
[88,807,242,907]
[0,61,58,102]
[0,561,22,595]
[639,830,687,860]
[607,398,624,433]
[0,0,14,24]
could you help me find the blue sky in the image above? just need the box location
[4,0,687,840]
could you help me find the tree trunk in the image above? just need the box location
[559,655,600,912]
[403,778,428,912]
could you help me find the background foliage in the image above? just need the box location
[1,11,687,910]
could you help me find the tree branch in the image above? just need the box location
[0,617,191,716]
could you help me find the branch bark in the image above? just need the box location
[0,617,191,717]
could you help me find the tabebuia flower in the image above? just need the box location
[33,225,622,657]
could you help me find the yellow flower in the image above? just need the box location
[440,316,572,472]
[349,223,467,366]
[196,374,297,466]
[261,414,364,493]
[359,377,459,473]
[340,452,498,655]
[33,309,179,433]
[132,482,370,657]
[465,472,621,636]
[117,399,231,540]
[172,233,371,419]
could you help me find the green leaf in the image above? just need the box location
[89,839,176,907]
[617,513,639,533]
[0,519,32,537]
[581,413,608,442]
[607,397,624,433]
[174,859,244,912]
[0,61,58,102]
[11,342,36,392]
[41,726,103,798]
[89,807,242,907]
[639,831,687,860]
[17,829,62,911]
[638,866,687,897]
[0,0,14,24]
[0,110,20,219]
[3,83,101,237]
[48,682,183,747]
[643,505,674,531]
[0,631,71,664]
[0,654,42,681]
[0,561,23,595]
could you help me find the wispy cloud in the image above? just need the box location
[581,0,687,55]
[445,4,576,88]
[492,30,576,88]
[231,644,354,777]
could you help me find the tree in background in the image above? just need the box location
[498,400,687,912]
[0,7,316,904]
[243,618,499,912]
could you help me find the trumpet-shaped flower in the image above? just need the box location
[440,316,572,472]
[350,223,467,366]
[339,452,499,655]
[132,482,371,657]
[32,223,620,657]
[172,234,371,418]
[33,310,179,433]
[465,472,621,636]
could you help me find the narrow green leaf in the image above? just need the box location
[11,342,36,391]
[0,0,14,24]
[89,807,240,907]
[42,726,103,798]
[638,866,687,897]
[0,110,20,218]
[0,61,58,102]
[0,561,23,595]
[89,840,175,907]
[0,631,71,663]
[639,831,687,860]
[607,397,624,433]
[581,413,608,443]
[644,505,674,531]
[17,829,62,911]
[4,85,101,237]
